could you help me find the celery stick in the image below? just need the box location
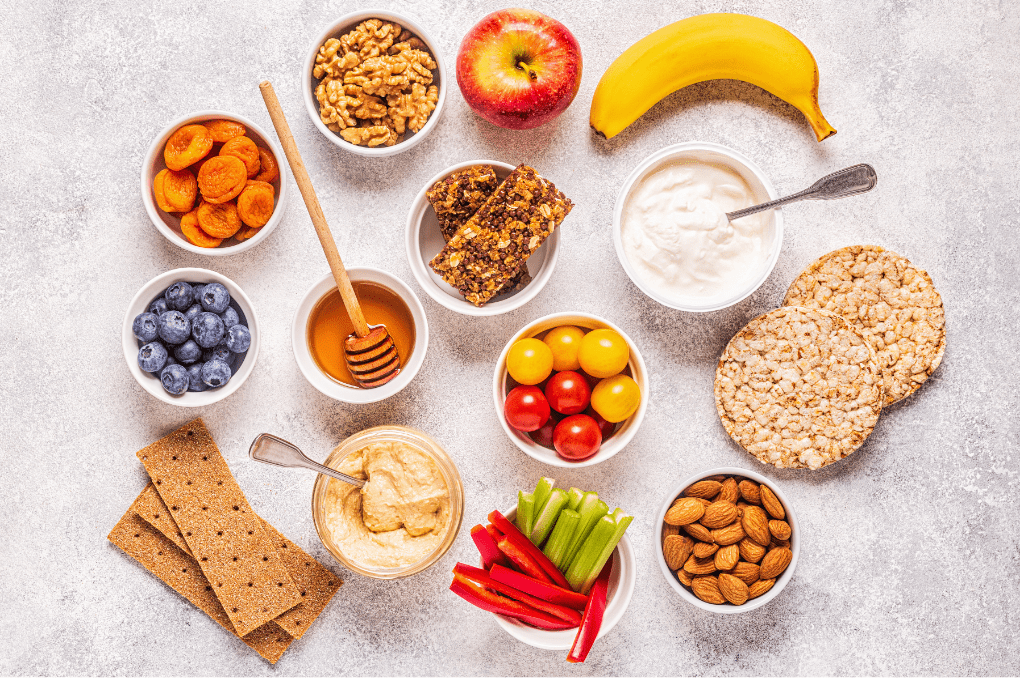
[542,509,580,567]
[569,509,634,595]
[530,489,569,547]
[565,515,617,592]
[562,494,609,569]
[516,492,536,536]
[532,477,556,517]
[566,487,585,512]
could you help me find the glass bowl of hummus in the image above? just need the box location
[312,426,464,579]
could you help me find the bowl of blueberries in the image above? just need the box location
[123,267,259,406]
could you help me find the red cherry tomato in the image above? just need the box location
[584,407,617,441]
[553,414,602,461]
[544,370,591,415]
[528,413,560,448]
[504,386,550,432]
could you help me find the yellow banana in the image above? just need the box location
[590,13,836,141]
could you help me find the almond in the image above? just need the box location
[683,554,718,575]
[769,520,792,541]
[738,537,767,563]
[770,537,791,550]
[663,535,693,571]
[714,544,739,571]
[717,573,749,605]
[662,523,679,538]
[741,506,771,545]
[665,497,705,526]
[760,484,786,519]
[748,578,776,599]
[759,547,792,579]
[682,523,715,543]
[701,501,738,529]
[676,569,693,586]
[692,497,712,507]
[684,480,722,499]
[711,521,745,546]
[703,474,727,482]
[717,477,740,503]
[738,480,761,504]
[692,542,719,559]
[691,576,726,604]
[726,561,760,585]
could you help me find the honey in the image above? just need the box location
[307,282,416,388]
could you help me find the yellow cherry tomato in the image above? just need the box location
[506,338,554,385]
[590,374,641,423]
[543,325,585,371]
[578,329,630,379]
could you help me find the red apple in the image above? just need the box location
[456,9,582,130]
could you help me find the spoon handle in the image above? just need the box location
[727,163,877,222]
[249,433,366,488]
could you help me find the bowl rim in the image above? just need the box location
[492,312,649,468]
[302,9,447,157]
[653,466,800,613]
[405,160,562,317]
[291,268,429,404]
[122,267,260,406]
[612,141,784,312]
[140,110,290,257]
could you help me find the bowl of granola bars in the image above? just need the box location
[305,11,446,156]
[405,161,568,316]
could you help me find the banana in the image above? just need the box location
[590,13,836,141]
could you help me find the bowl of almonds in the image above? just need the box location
[655,467,798,613]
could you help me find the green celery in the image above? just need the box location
[532,477,556,517]
[565,487,585,512]
[566,509,633,594]
[561,493,609,569]
[516,491,536,536]
[529,489,569,547]
[541,509,580,567]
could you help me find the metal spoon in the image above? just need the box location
[727,163,877,222]
[249,433,365,488]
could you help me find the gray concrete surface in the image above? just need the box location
[1,0,1018,675]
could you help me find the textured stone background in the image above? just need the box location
[1,0,1018,675]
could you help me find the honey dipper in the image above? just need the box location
[260,81,400,388]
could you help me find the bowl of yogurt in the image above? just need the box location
[613,142,783,312]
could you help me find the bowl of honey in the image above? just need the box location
[293,268,429,403]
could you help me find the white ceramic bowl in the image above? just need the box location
[141,111,289,256]
[612,141,783,312]
[303,10,447,157]
[406,160,562,317]
[123,268,260,406]
[292,268,429,404]
[655,467,800,613]
[493,312,648,468]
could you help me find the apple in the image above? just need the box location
[456,9,582,130]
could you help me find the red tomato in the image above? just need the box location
[553,414,602,460]
[584,407,617,441]
[544,371,591,415]
[528,413,560,448]
[504,386,550,432]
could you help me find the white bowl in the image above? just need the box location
[303,10,447,157]
[406,160,562,317]
[292,268,429,404]
[122,268,260,406]
[612,141,783,312]
[141,111,289,256]
[493,312,648,468]
[654,467,800,613]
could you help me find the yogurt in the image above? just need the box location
[620,159,773,308]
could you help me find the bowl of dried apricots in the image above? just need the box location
[142,111,289,255]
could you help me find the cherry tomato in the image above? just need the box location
[504,386,551,432]
[528,413,560,448]
[544,370,591,415]
[590,374,641,423]
[584,407,617,440]
[506,338,554,385]
[577,329,630,378]
[553,414,602,461]
[543,325,585,371]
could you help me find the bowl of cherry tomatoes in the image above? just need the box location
[493,312,649,468]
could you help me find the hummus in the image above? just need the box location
[323,440,451,570]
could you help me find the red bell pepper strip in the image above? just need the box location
[453,563,582,626]
[449,575,575,630]
[489,563,590,610]
[496,536,552,583]
[567,556,613,662]
[470,524,508,570]
[488,509,572,590]
[484,523,504,543]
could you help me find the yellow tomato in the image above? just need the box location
[590,374,641,423]
[578,329,630,378]
[543,325,585,371]
[506,338,554,385]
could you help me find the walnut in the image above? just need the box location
[314,80,358,129]
[339,19,402,58]
[314,38,360,79]
[340,125,397,147]
[343,56,411,96]
[352,93,387,119]
[387,82,439,133]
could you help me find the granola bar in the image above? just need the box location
[429,165,572,306]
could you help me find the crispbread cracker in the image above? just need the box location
[136,419,302,637]
[107,510,293,664]
[783,245,946,405]
[715,306,883,470]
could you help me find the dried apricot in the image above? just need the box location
[236,181,275,228]
[234,226,261,242]
[204,119,247,143]
[253,147,279,184]
[197,155,247,204]
[153,170,176,212]
[220,136,261,178]
[197,200,242,238]
[164,124,213,170]
[181,209,223,248]
[162,169,198,212]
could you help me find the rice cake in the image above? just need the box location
[783,245,945,405]
[714,306,884,470]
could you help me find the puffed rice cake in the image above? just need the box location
[783,245,945,405]
[714,306,884,470]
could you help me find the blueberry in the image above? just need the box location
[192,312,225,348]
[160,363,190,395]
[138,342,169,373]
[132,312,159,342]
[202,344,234,364]
[175,339,202,364]
[225,324,251,353]
[164,281,194,311]
[158,310,191,345]
[149,298,169,317]
[220,306,239,329]
[191,283,205,301]
[186,363,207,392]
[184,303,203,325]
[165,355,179,367]
[199,282,230,314]
[202,359,232,388]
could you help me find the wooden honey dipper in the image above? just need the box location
[259,81,400,388]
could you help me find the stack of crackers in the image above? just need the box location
[108,419,341,663]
